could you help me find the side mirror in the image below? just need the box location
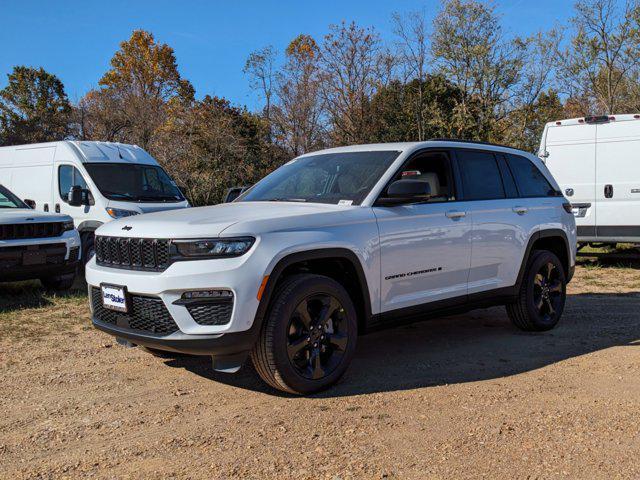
[68,186,83,206]
[377,179,431,206]
[23,199,36,209]
[224,186,249,203]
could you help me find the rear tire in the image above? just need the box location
[507,250,566,331]
[40,273,75,291]
[251,274,358,395]
[82,233,95,266]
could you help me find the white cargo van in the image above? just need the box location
[0,141,189,262]
[539,114,640,244]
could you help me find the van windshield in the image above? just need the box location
[0,185,27,208]
[239,151,400,205]
[84,163,184,203]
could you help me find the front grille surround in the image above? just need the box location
[90,287,179,336]
[95,236,172,272]
[0,222,64,240]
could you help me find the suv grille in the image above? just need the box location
[186,300,233,326]
[90,287,179,335]
[0,222,64,240]
[95,236,171,271]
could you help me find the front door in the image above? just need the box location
[373,150,471,314]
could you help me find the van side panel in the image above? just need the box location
[544,124,596,235]
[595,121,640,240]
[6,146,56,210]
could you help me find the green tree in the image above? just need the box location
[0,66,71,145]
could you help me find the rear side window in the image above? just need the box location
[506,154,557,197]
[456,149,505,200]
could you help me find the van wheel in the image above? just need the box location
[251,274,357,395]
[507,250,566,331]
[41,273,75,291]
[82,234,95,265]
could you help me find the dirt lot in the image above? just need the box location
[1,260,640,479]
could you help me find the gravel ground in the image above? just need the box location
[1,263,639,479]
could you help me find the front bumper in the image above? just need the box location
[92,316,260,360]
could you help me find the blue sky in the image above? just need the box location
[1,0,574,110]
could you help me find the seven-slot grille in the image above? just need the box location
[95,236,171,271]
[0,222,64,240]
[90,287,179,335]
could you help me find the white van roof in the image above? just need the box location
[543,113,640,128]
[0,141,159,166]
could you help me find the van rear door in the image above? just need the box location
[543,123,596,237]
[595,120,640,240]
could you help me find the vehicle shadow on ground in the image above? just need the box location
[166,291,640,397]
[0,276,86,313]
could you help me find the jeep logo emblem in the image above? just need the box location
[122,225,133,231]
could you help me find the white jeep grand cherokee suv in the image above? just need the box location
[86,141,576,394]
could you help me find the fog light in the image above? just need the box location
[181,290,233,300]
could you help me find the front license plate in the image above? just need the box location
[101,284,128,312]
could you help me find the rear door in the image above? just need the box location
[543,124,596,237]
[594,120,640,240]
[453,148,525,294]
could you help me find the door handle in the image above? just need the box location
[445,210,466,219]
[604,184,613,198]
[512,206,529,215]
[55,203,60,213]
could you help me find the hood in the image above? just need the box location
[0,209,72,225]
[106,199,190,215]
[96,201,355,238]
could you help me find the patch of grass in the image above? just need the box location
[0,281,89,342]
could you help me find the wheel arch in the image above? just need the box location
[516,229,573,288]
[254,248,373,334]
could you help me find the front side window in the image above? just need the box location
[0,185,27,208]
[83,163,184,203]
[456,149,505,200]
[506,154,558,197]
[58,165,88,201]
[240,151,400,205]
[388,151,455,202]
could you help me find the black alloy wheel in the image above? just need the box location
[286,294,349,380]
[532,261,564,323]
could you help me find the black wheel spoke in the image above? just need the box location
[294,301,313,327]
[318,297,340,325]
[287,337,308,357]
[535,296,544,311]
[310,350,324,379]
[544,297,555,316]
[545,262,554,279]
[329,332,348,352]
[549,280,563,293]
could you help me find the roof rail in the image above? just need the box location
[427,138,519,150]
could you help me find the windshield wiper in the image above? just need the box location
[103,191,137,200]
[265,197,307,202]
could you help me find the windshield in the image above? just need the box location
[239,151,400,205]
[0,185,27,209]
[83,163,184,203]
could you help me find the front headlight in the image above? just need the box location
[174,237,255,258]
[106,208,139,219]
[62,220,75,232]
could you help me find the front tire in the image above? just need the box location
[251,274,358,395]
[507,250,566,331]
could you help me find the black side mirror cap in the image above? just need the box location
[223,186,249,203]
[68,186,83,206]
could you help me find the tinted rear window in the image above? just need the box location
[506,154,557,197]
[457,150,505,200]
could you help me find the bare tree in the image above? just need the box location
[271,35,325,156]
[559,0,640,114]
[319,21,386,144]
[393,9,432,140]
[244,45,277,124]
